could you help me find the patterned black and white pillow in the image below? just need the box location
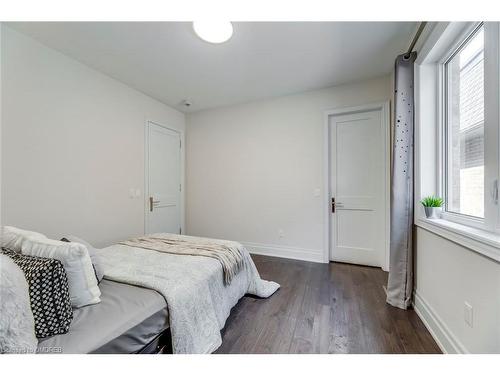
[2,249,73,338]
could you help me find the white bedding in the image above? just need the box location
[0,254,38,354]
[96,235,279,354]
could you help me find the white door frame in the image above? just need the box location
[144,120,185,235]
[323,101,391,271]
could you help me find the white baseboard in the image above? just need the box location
[413,291,468,354]
[241,241,325,263]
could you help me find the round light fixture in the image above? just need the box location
[193,21,233,44]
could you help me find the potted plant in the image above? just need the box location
[420,196,444,219]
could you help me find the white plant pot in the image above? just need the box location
[424,206,441,219]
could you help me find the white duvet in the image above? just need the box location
[0,254,38,354]
[96,235,279,354]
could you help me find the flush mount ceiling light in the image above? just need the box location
[193,21,233,44]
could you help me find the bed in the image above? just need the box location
[35,233,279,354]
[37,279,169,354]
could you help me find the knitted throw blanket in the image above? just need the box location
[119,233,245,284]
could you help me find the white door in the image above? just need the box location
[146,122,181,234]
[329,108,386,267]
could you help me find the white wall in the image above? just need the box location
[1,27,185,247]
[414,228,500,353]
[186,76,391,262]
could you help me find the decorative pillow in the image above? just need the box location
[0,253,38,353]
[21,237,101,308]
[2,249,73,339]
[1,226,47,253]
[61,236,105,283]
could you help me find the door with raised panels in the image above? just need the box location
[146,122,181,234]
[329,108,386,267]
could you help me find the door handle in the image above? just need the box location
[149,197,160,212]
[332,198,344,213]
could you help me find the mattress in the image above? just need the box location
[37,279,168,354]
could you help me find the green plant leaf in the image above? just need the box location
[420,196,444,207]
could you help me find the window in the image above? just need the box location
[416,22,500,259]
[444,25,485,219]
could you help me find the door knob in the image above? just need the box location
[149,197,160,212]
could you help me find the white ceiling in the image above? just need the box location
[8,22,417,112]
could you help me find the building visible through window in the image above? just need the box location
[446,26,484,218]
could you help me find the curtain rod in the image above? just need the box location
[405,22,427,58]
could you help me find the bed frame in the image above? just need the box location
[136,328,172,354]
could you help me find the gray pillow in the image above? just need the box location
[60,236,105,283]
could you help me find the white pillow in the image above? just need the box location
[63,235,105,283]
[63,235,94,251]
[0,254,38,354]
[1,226,47,253]
[21,237,101,308]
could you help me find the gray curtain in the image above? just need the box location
[386,52,417,310]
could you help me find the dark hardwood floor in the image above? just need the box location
[215,255,441,354]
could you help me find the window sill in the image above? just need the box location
[415,217,500,263]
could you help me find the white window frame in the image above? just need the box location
[415,22,500,262]
[439,22,487,230]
